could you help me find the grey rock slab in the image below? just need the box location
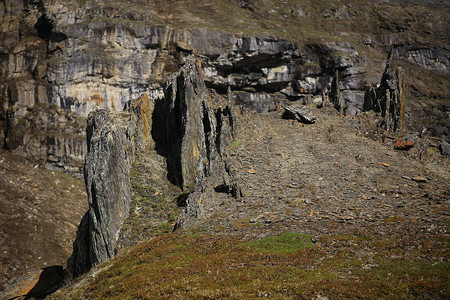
[282,104,317,124]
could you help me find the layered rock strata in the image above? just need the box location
[2,1,448,167]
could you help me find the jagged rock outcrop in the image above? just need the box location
[67,107,136,277]
[153,60,238,227]
[68,60,237,277]
[363,50,405,132]
[153,60,235,191]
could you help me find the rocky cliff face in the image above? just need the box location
[68,60,237,277]
[1,0,449,163]
[3,1,448,170]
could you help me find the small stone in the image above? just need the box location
[439,140,450,155]
[282,104,317,124]
[412,176,427,183]
[363,263,379,269]
[394,139,414,150]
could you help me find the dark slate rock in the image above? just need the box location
[67,107,136,278]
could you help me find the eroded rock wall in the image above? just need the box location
[68,60,237,277]
[1,0,449,162]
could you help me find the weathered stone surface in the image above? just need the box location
[0,1,371,125]
[394,139,415,150]
[67,107,136,278]
[233,91,275,113]
[23,104,86,172]
[394,45,450,73]
[153,60,235,192]
[152,60,238,228]
[68,60,238,277]
[282,104,317,124]
[440,140,450,155]
[1,0,448,152]
[363,50,405,131]
[330,70,345,115]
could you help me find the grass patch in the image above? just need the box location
[56,233,450,299]
[244,232,314,254]
[383,216,407,222]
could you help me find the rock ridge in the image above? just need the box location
[68,60,238,277]
[67,107,136,277]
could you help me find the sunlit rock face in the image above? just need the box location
[1,0,448,163]
[0,1,367,119]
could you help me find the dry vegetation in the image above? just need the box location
[54,232,449,299]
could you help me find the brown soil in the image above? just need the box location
[0,150,87,292]
[186,104,450,242]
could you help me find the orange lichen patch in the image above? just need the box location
[394,139,414,150]
[90,94,104,105]
[196,58,203,81]
[133,93,152,136]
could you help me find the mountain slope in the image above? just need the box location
[52,104,449,299]
[0,151,86,291]
[0,0,448,298]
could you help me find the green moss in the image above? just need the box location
[303,61,320,67]
[155,222,174,235]
[121,160,182,245]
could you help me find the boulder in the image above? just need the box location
[440,140,450,155]
[282,104,317,124]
